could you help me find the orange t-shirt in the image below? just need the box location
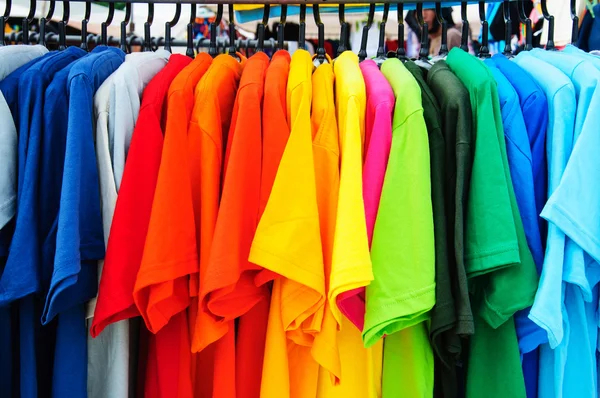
[196,52,270,398]
[188,54,245,398]
[131,53,213,398]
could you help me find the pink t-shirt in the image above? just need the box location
[337,60,394,331]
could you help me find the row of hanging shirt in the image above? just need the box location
[0,16,600,398]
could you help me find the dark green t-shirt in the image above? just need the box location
[446,47,539,398]
[426,60,475,398]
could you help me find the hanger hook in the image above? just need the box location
[313,4,326,62]
[257,5,270,52]
[540,0,555,50]
[376,3,389,58]
[299,4,306,50]
[478,1,490,57]
[435,3,449,56]
[209,4,223,57]
[570,0,578,43]
[164,3,181,52]
[416,4,429,61]
[359,3,375,61]
[187,3,196,58]
[502,0,513,55]
[460,1,469,51]
[0,0,11,46]
[58,0,69,50]
[228,4,237,56]
[395,3,407,59]
[517,0,532,50]
[144,3,154,52]
[101,2,115,46]
[39,0,55,48]
[337,4,349,57]
[21,0,35,45]
[277,4,287,50]
[119,3,131,52]
[79,1,91,51]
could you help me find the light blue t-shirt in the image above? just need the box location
[514,52,577,398]
[529,49,600,398]
[563,45,600,71]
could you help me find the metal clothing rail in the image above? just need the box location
[2,33,284,50]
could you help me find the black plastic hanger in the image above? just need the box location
[374,3,389,63]
[313,4,327,64]
[337,4,350,57]
[144,3,154,52]
[540,0,556,50]
[299,4,306,50]
[435,2,449,56]
[277,4,287,50]
[395,3,408,60]
[358,3,375,62]
[163,3,180,52]
[0,0,10,46]
[460,1,469,52]
[416,4,430,61]
[256,5,270,52]
[119,3,131,52]
[502,0,513,56]
[571,0,579,43]
[228,4,239,57]
[186,3,196,58]
[101,2,115,46]
[80,1,90,51]
[478,1,490,57]
[58,0,69,50]
[517,0,533,50]
[39,0,55,48]
[22,0,35,45]
[208,4,223,57]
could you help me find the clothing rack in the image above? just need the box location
[2,34,283,50]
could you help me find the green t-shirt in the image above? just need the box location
[367,58,436,398]
[446,48,539,398]
[422,60,475,398]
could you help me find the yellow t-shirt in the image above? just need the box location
[250,49,325,398]
[317,51,382,398]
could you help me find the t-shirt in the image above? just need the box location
[198,52,269,398]
[490,54,548,235]
[514,52,578,398]
[484,60,546,352]
[0,45,47,231]
[447,47,538,398]
[372,57,435,398]
[529,49,600,398]
[91,54,193,398]
[407,59,465,395]
[427,60,474,398]
[0,46,84,398]
[563,44,600,70]
[0,44,48,80]
[88,51,168,398]
[336,59,393,332]
[250,49,325,398]
[109,50,171,190]
[329,51,373,330]
[91,55,193,335]
[42,46,124,398]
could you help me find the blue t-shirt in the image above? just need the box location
[563,44,600,71]
[43,46,124,398]
[491,54,548,242]
[0,48,86,398]
[485,60,547,398]
[532,49,600,398]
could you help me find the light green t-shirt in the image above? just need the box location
[365,58,436,398]
[446,48,539,398]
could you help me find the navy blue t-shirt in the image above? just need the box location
[42,46,124,398]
